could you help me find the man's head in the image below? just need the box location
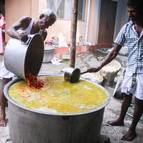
[38,9,56,29]
[127,0,143,23]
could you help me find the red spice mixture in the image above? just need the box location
[26,73,44,89]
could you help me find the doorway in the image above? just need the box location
[96,0,117,48]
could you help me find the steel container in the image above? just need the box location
[64,68,80,83]
[43,46,55,63]
[4,34,44,79]
[4,77,110,143]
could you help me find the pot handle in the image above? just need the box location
[22,35,33,45]
[80,71,88,74]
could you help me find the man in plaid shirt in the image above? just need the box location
[87,0,143,141]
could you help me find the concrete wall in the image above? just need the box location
[5,0,86,45]
[5,0,39,40]
[46,18,85,45]
[5,0,128,46]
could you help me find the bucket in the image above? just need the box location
[4,34,44,79]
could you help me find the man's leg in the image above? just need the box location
[108,93,132,126]
[121,97,143,141]
[0,78,12,127]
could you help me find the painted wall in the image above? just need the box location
[47,0,101,45]
[5,0,94,45]
[47,19,85,45]
[5,0,128,46]
[5,0,39,40]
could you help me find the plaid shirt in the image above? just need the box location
[114,21,143,74]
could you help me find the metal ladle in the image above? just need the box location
[64,68,88,83]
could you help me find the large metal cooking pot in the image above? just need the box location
[4,76,110,143]
[4,34,44,79]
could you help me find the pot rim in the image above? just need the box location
[4,75,111,116]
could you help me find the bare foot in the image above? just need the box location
[0,118,8,127]
[121,130,137,141]
[107,119,124,126]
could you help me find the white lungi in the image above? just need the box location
[121,70,143,100]
[0,60,15,79]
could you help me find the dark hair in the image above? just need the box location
[39,9,56,20]
[127,0,143,10]
[39,13,56,21]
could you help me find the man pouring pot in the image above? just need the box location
[0,9,56,126]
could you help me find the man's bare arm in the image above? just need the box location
[100,43,122,68]
[6,17,30,40]
[87,43,122,72]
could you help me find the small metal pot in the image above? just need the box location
[64,68,88,83]
[64,68,81,83]
[4,34,44,79]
